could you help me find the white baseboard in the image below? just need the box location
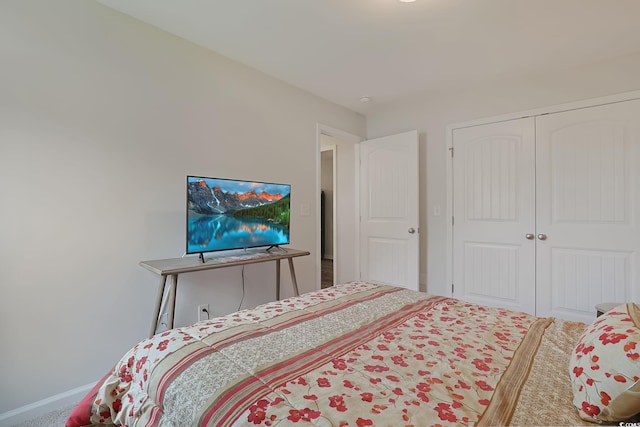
[0,382,95,427]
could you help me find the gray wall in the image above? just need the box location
[0,0,364,416]
[4,0,640,420]
[366,53,640,296]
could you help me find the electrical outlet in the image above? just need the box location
[198,304,209,321]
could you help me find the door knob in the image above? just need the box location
[525,233,535,240]
[537,234,547,240]
[408,227,416,234]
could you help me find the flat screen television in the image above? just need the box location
[186,176,291,257]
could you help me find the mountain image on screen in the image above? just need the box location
[186,176,291,254]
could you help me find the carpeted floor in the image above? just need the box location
[11,403,75,427]
[321,258,333,288]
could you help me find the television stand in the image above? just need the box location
[140,247,310,337]
[266,245,287,253]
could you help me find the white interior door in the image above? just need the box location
[452,118,537,315]
[536,99,640,322]
[359,130,419,290]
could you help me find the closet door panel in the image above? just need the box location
[536,99,640,322]
[452,118,536,314]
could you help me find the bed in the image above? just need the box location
[67,281,640,426]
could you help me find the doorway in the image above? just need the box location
[316,124,363,290]
[320,146,336,288]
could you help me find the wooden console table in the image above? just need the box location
[140,247,310,337]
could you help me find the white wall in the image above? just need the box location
[0,0,364,417]
[5,0,640,420]
[366,53,640,297]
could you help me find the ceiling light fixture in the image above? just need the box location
[360,97,372,103]
[399,0,417,2]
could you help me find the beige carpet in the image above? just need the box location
[321,258,333,288]
[11,403,75,427]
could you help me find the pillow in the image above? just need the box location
[570,303,640,423]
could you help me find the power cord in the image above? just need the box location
[237,265,246,311]
[194,263,247,319]
[196,265,245,321]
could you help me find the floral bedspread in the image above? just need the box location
[71,281,576,426]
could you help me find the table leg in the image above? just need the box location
[276,259,281,300]
[150,275,167,338]
[288,258,300,296]
[166,274,178,330]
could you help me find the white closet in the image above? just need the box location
[451,96,640,323]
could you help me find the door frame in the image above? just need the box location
[316,124,363,290]
[446,89,640,296]
[320,144,337,285]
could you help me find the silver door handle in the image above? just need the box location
[408,227,416,234]
[525,233,535,240]
[537,234,547,240]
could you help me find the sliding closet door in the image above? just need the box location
[452,118,536,315]
[536,99,640,322]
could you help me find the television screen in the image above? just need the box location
[186,176,291,254]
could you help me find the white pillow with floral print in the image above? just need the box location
[570,303,640,422]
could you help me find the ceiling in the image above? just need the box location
[96,0,640,115]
